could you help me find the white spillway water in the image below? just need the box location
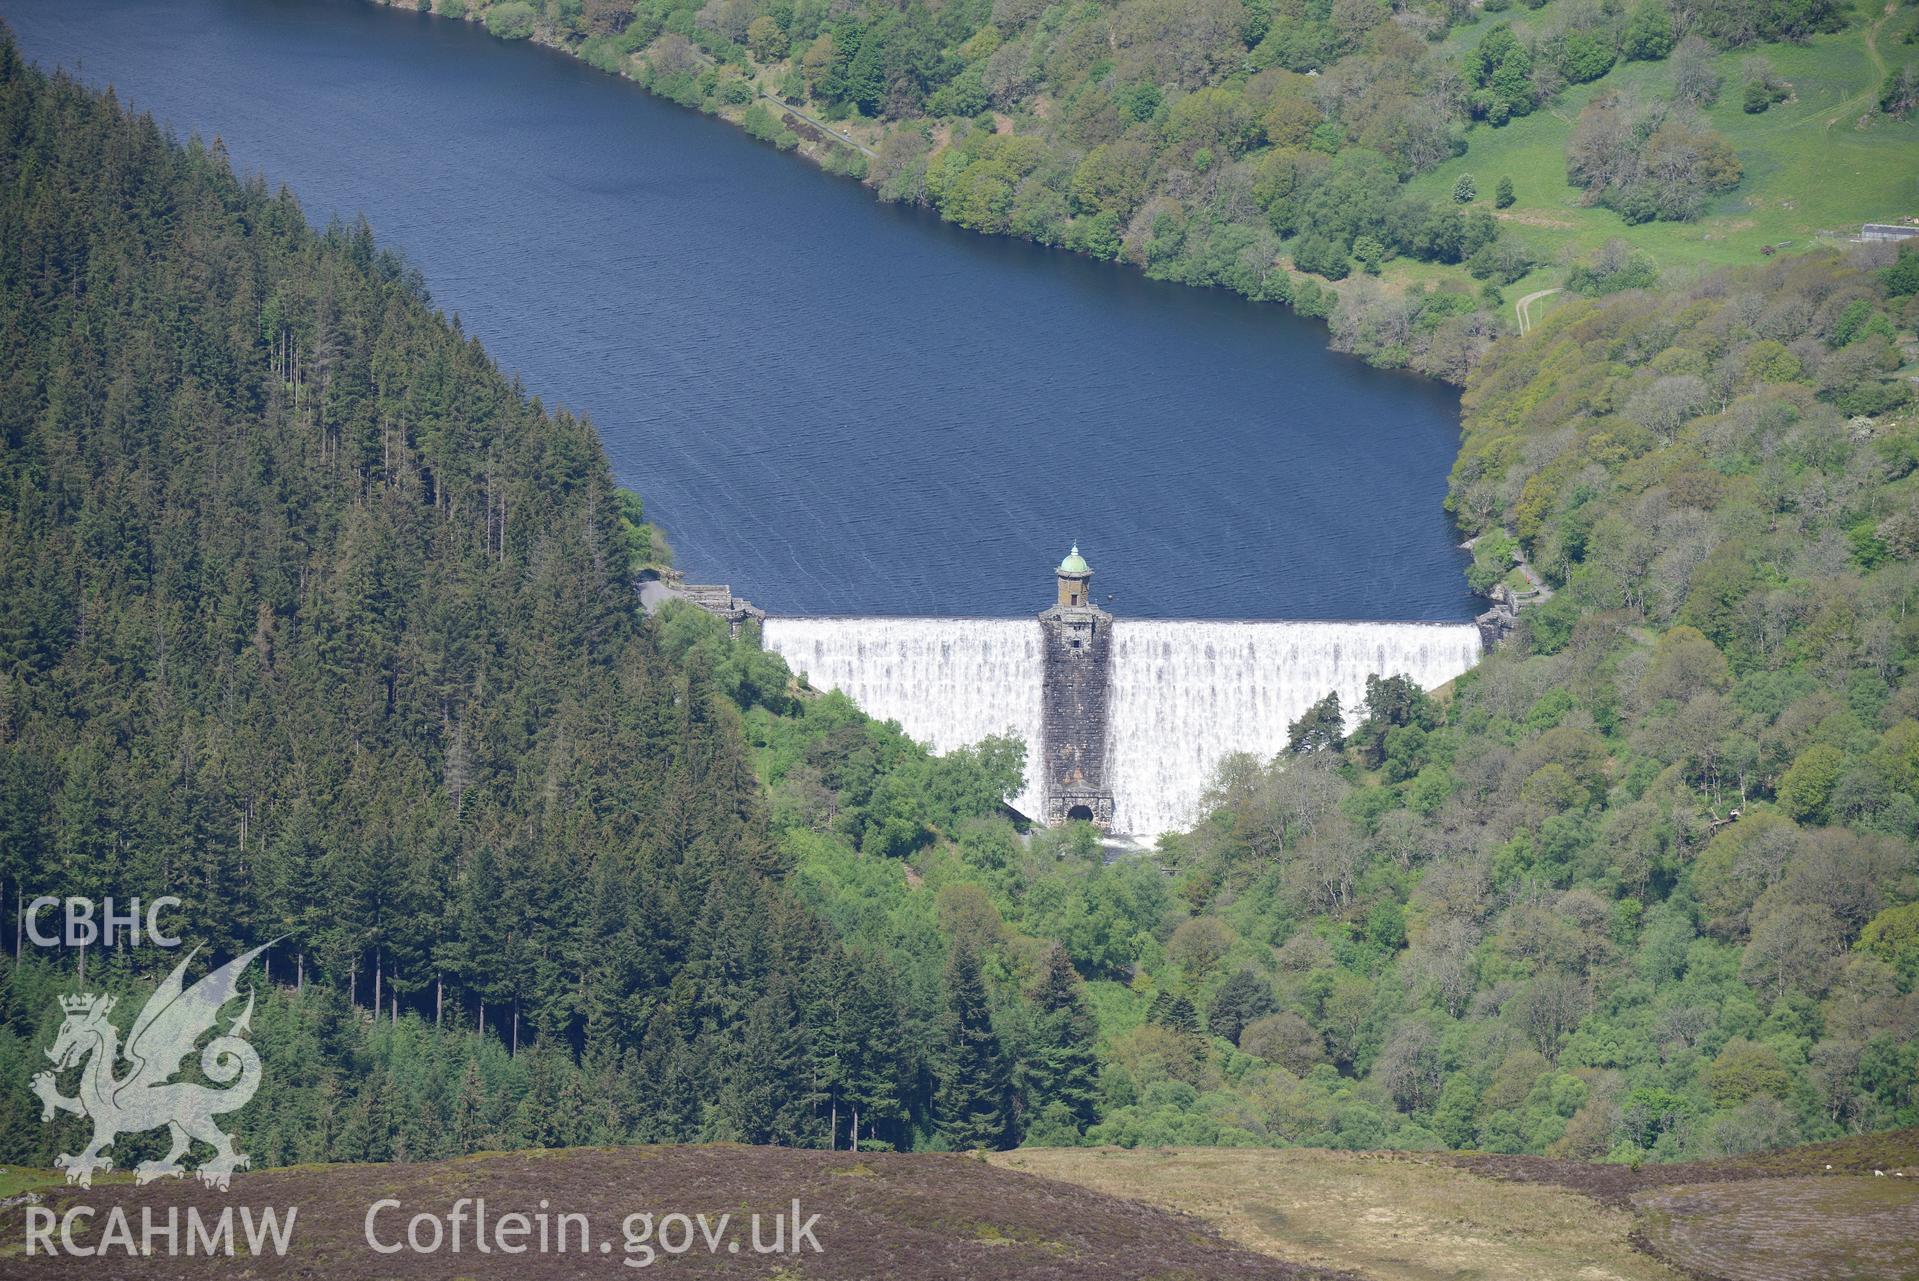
[762,618,1048,821]
[761,616,1482,838]
[1105,621,1483,834]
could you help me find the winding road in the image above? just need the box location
[1515,287,1560,336]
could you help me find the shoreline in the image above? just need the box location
[358,1,1496,616]
[364,0,1427,381]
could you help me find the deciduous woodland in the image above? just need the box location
[391,0,1917,381]
[3,26,1917,1171]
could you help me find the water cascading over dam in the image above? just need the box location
[760,551,1483,837]
[758,617,1049,821]
[1103,620,1483,834]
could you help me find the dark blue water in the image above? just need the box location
[5,0,1476,619]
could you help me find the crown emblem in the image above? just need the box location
[59,993,114,1016]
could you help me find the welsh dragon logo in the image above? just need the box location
[31,941,274,1190]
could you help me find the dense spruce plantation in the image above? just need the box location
[0,37,1054,1163]
[3,25,1918,1174]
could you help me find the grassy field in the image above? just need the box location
[993,1147,1683,1281]
[998,1131,1919,1281]
[1396,0,1919,307]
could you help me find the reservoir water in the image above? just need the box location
[6,0,1478,620]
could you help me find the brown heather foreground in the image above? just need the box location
[999,1129,1919,1281]
[0,1144,1351,1280]
[6,1134,1918,1279]
[1454,1128,1919,1281]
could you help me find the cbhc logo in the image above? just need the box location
[24,896,184,948]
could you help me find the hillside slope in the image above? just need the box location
[1000,1128,1919,1281]
[998,1145,1685,1281]
[0,22,908,1163]
[7,3,1919,1200]
[0,1146,1346,1279]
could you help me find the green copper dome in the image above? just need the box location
[1057,544,1090,575]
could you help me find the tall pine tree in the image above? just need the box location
[934,940,1011,1150]
[1020,944,1101,1138]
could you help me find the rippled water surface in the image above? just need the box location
[8,0,1477,619]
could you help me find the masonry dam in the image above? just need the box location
[759,549,1484,837]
